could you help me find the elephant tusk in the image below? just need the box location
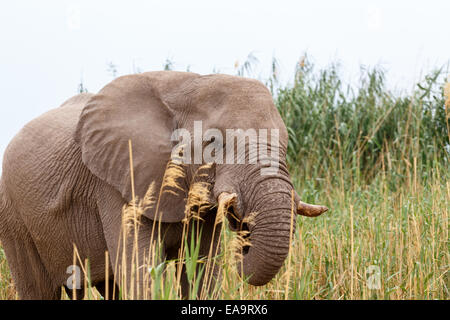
[297,201,328,217]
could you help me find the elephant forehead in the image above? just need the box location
[190,74,272,103]
[180,78,281,128]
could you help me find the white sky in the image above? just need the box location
[0,0,449,168]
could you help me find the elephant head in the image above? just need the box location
[75,71,328,286]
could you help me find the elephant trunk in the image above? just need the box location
[238,179,294,286]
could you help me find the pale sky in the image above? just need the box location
[0,0,449,169]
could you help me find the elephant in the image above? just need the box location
[0,71,328,299]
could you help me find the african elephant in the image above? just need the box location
[0,71,327,299]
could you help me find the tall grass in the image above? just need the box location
[278,60,448,185]
[0,247,15,299]
[275,60,449,299]
[0,59,448,300]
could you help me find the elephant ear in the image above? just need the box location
[75,72,198,222]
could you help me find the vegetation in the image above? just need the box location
[275,60,449,299]
[0,57,448,299]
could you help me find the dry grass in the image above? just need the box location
[0,246,15,299]
[0,159,448,300]
[0,65,448,300]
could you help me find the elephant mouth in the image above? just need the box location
[226,205,251,255]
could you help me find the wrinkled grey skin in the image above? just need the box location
[0,71,326,299]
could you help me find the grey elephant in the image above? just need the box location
[0,71,327,299]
